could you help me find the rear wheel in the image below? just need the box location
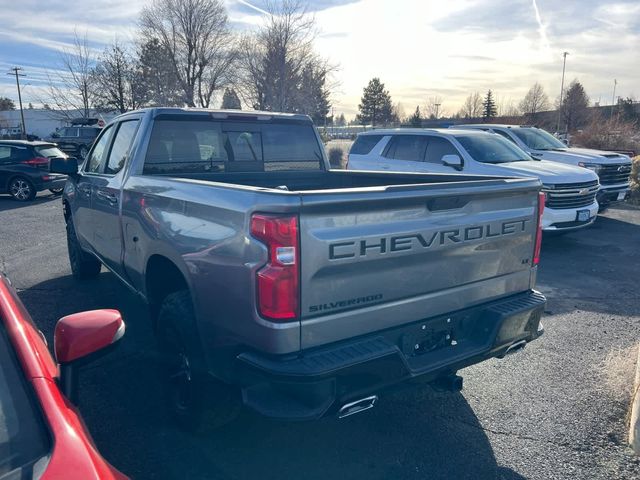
[66,220,102,279]
[9,177,36,201]
[156,290,241,433]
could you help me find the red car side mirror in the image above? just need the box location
[54,309,125,364]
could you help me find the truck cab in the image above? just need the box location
[455,124,632,209]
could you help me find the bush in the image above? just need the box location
[571,114,640,154]
[328,146,344,168]
[630,156,640,205]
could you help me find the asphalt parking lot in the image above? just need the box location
[1,192,639,480]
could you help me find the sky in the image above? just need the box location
[0,0,638,119]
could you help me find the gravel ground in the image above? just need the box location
[1,192,639,480]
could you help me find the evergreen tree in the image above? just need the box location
[408,105,422,127]
[356,78,394,126]
[221,88,241,109]
[0,97,15,111]
[298,64,330,125]
[618,97,639,124]
[483,90,497,120]
[137,38,182,107]
[335,113,346,126]
[561,80,589,131]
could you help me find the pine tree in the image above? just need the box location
[335,113,346,126]
[408,106,422,127]
[483,90,497,120]
[356,78,394,126]
[298,64,330,125]
[221,88,241,109]
[561,80,589,132]
[0,97,15,111]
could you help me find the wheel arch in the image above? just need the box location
[145,254,191,308]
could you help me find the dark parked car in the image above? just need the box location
[49,119,102,159]
[0,273,128,479]
[0,140,68,201]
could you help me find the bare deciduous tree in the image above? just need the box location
[424,96,444,119]
[519,82,549,116]
[140,0,236,108]
[41,31,94,120]
[237,0,333,122]
[92,40,146,113]
[459,92,483,119]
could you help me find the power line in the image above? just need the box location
[7,67,27,139]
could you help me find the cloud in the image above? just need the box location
[0,0,638,115]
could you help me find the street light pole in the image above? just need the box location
[434,103,441,120]
[7,67,27,139]
[556,51,569,134]
[610,79,617,118]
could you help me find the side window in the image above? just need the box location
[384,135,429,161]
[350,135,383,155]
[85,125,114,173]
[0,146,12,163]
[105,121,139,175]
[425,137,460,164]
[494,130,517,144]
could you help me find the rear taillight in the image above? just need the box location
[251,214,299,321]
[21,157,49,168]
[533,192,545,266]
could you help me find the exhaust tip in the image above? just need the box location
[338,395,378,419]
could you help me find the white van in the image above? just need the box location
[455,124,632,209]
[347,129,600,232]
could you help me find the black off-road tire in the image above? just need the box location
[66,220,102,279]
[9,177,36,201]
[156,290,241,433]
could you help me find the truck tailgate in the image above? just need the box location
[298,178,540,350]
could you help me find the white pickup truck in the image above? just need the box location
[455,124,632,209]
[347,128,600,232]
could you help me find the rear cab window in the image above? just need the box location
[143,115,324,175]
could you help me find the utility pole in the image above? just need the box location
[610,79,617,118]
[7,67,27,139]
[556,51,569,134]
[434,103,441,120]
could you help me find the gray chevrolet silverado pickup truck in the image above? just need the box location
[51,108,546,429]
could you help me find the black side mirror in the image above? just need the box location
[50,157,79,175]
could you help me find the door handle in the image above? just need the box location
[96,189,118,204]
[530,152,542,158]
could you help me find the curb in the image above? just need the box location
[630,343,640,454]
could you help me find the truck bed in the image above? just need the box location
[151,169,518,191]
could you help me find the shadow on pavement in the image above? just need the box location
[537,209,640,316]
[18,271,526,480]
[0,192,61,212]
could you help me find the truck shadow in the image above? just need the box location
[18,272,525,480]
